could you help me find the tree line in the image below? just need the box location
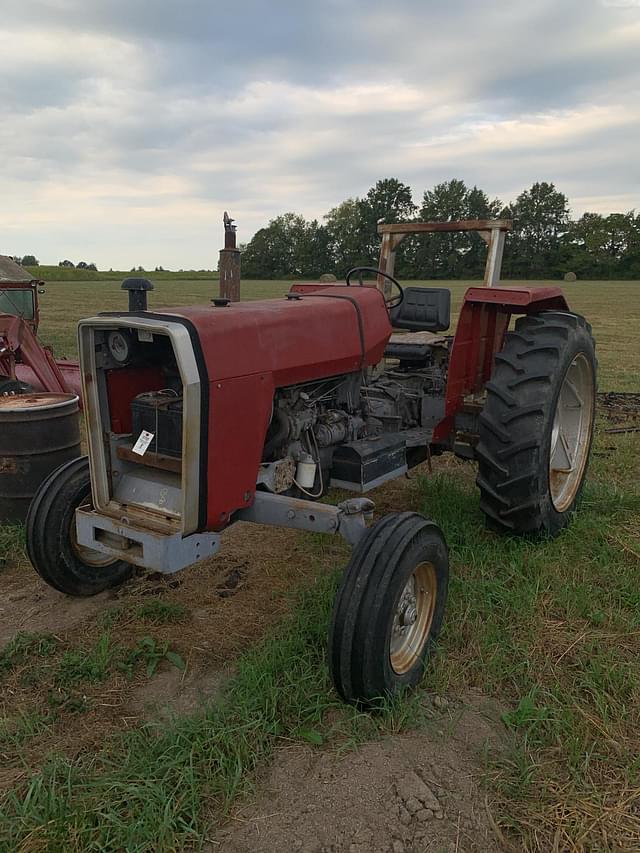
[240,179,640,280]
[12,257,98,271]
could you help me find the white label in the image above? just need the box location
[138,329,154,342]
[132,430,155,456]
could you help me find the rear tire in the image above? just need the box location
[26,456,132,596]
[476,311,596,536]
[329,512,448,706]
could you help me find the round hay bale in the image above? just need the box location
[319,273,337,282]
[564,271,577,282]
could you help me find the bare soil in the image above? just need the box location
[213,692,509,853]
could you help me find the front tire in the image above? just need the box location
[476,311,596,536]
[26,456,132,596]
[329,512,449,706]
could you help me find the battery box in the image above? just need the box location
[131,391,183,458]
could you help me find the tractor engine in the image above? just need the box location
[259,339,449,497]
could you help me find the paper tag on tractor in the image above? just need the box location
[132,430,154,456]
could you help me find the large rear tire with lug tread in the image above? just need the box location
[329,512,449,706]
[26,456,133,596]
[476,310,596,537]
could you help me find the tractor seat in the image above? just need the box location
[389,287,451,332]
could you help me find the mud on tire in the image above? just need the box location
[476,311,596,537]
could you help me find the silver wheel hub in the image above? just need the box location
[393,580,418,637]
[389,562,438,675]
[549,352,594,512]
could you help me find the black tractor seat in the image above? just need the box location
[385,287,451,361]
[389,286,451,332]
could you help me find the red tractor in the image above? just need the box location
[0,255,82,398]
[26,221,597,705]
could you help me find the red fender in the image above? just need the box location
[433,287,569,441]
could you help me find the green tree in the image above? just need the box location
[358,178,417,264]
[324,198,369,275]
[504,182,570,278]
[414,180,501,279]
[241,213,331,279]
[21,255,39,266]
[564,211,640,279]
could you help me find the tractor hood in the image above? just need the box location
[132,284,392,385]
[77,285,392,539]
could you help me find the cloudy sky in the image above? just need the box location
[2,0,639,269]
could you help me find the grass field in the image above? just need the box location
[1,277,639,850]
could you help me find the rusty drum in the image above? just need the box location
[0,393,81,524]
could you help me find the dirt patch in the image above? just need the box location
[1,520,309,653]
[213,693,508,853]
[0,581,117,646]
[128,664,225,719]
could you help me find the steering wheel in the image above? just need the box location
[345,267,404,310]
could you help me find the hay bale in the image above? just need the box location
[564,271,577,282]
[319,273,337,282]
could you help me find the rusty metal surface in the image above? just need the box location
[0,392,80,523]
[377,220,512,293]
[220,211,241,301]
[223,211,237,249]
[0,392,77,410]
[0,255,32,282]
[377,219,512,234]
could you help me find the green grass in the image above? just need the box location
[0,632,58,676]
[99,599,188,629]
[424,431,640,849]
[133,600,188,625]
[0,710,52,749]
[55,632,116,686]
[0,523,25,567]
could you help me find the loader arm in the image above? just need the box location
[0,313,69,393]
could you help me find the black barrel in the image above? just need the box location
[0,393,81,524]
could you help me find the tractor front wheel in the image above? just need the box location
[26,456,133,596]
[476,310,596,536]
[329,512,449,706]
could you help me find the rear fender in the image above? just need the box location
[433,287,569,441]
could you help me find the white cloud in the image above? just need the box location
[0,0,639,267]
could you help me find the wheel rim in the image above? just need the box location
[390,561,437,675]
[549,352,594,512]
[69,504,118,568]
